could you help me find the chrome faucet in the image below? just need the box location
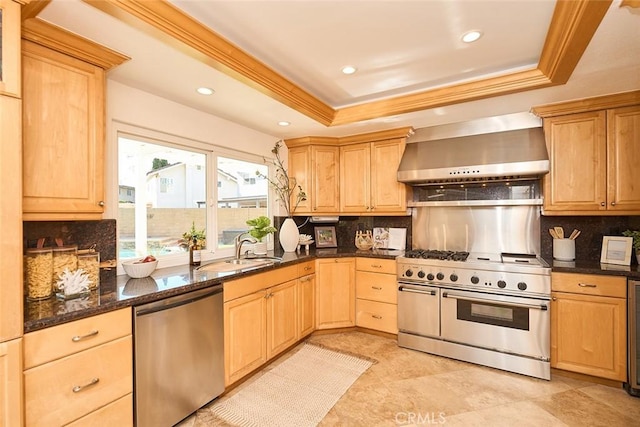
[234,232,257,260]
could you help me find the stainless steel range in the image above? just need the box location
[397,250,551,380]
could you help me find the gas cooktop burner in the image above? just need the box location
[405,249,470,262]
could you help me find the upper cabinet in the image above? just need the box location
[21,19,128,220]
[286,127,412,216]
[533,91,640,215]
[0,0,20,97]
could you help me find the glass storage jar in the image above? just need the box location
[52,245,78,292]
[25,248,53,300]
[77,252,100,290]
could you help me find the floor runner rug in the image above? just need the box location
[210,343,373,426]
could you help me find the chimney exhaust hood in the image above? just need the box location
[397,113,550,186]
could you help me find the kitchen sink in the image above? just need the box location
[197,257,281,273]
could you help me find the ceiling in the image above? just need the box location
[31,0,640,139]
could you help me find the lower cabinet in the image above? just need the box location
[316,258,356,329]
[551,272,627,381]
[224,262,315,386]
[0,338,23,427]
[23,308,133,426]
[355,258,398,334]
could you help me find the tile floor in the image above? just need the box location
[180,331,640,426]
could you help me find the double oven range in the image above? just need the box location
[397,249,551,380]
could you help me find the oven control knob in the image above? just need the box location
[417,270,426,279]
[450,274,458,282]
[497,280,507,288]
[471,276,480,284]
[427,273,435,281]
[517,282,527,291]
[405,269,413,277]
[436,272,445,280]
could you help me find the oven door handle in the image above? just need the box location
[442,292,548,311]
[398,286,436,296]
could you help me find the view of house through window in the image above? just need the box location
[118,136,207,259]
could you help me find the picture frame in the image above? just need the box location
[600,236,633,265]
[314,226,337,248]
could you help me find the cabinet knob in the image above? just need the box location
[611,201,616,206]
[552,297,557,301]
[98,201,105,207]
[600,202,605,207]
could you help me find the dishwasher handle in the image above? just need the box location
[135,285,223,317]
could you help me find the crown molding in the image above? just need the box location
[532,90,640,118]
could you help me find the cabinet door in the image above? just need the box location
[316,258,355,329]
[224,291,267,385]
[607,105,640,211]
[371,138,408,212]
[551,292,626,381]
[340,143,370,213]
[0,338,23,427]
[22,41,105,219]
[266,280,298,359]
[0,0,20,97]
[0,96,22,342]
[298,274,316,338]
[311,145,340,213]
[543,111,607,212]
[288,146,312,214]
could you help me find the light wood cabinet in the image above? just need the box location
[316,258,356,329]
[535,92,640,215]
[23,308,133,426]
[551,272,627,381]
[341,139,409,214]
[0,338,23,427]
[287,145,340,214]
[298,275,316,338]
[266,279,298,359]
[355,258,398,334]
[0,0,20,97]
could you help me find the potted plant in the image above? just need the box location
[622,229,640,264]
[246,216,277,255]
[181,222,206,265]
[256,140,307,252]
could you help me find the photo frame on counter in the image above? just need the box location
[315,226,337,248]
[600,236,633,265]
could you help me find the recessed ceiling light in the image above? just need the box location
[341,66,357,75]
[461,30,482,43]
[196,87,214,95]
[278,121,290,127]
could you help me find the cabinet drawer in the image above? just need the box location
[297,260,315,276]
[224,265,298,302]
[24,336,133,427]
[356,257,396,274]
[66,393,133,427]
[24,308,131,369]
[552,272,626,298]
[356,299,398,334]
[356,271,397,304]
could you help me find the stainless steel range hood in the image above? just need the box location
[397,113,549,185]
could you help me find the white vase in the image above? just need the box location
[279,218,299,252]
[253,241,267,255]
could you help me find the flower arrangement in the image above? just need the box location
[246,216,277,242]
[257,140,307,217]
[181,221,206,249]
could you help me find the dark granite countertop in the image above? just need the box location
[24,248,402,333]
[548,257,640,280]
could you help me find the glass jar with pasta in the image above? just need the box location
[52,245,78,292]
[25,248,53,300]
[77,252,100,290]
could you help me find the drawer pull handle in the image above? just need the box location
[578,283,597,288]
[304,266,312,271]
[372,286,382,290]
[72,378,99,393]
[371,264,382,268]
[300,277,312,282]
[71,330,99,342]
[372,315,382,319]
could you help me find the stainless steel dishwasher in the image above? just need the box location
[134,284,224,427]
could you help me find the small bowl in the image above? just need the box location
[122,259,158,278]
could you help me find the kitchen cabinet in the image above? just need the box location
[355,258,398,334]
[316,258,356,329]
[551,272,626,381]
[0,338,23,427]
[287,145,340,214]
[21,20,128,220]
[23,308,133,426]
[341,139,409,214]
[224,263,312,386]
[534,92,640,215]
[0,0,20,97]
[298,261,316,338]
